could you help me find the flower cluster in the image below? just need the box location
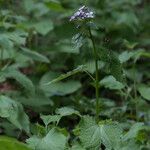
[70,6,94,22]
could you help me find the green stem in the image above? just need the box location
[0,48,4,69]
[89,28,99,122]
[133,62,138,120]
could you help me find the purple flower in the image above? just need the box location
[70,6,94,22]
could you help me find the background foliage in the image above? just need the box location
[0,0,150,149]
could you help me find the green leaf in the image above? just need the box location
[98,48,123,81]
[40,71,81,96]
[100,75,125,90]
[123,123,144,141]
[41,107,80,126]
[79,116,101,149]
[56,107,80,117]
[119,51,135,63]
[16,88,53,107]
[45,65,85,85]
[79,116,123,150]
[33,20,54,35]
[70,143,86,150]
[0,96,30,133]
[0,67,35,95]
[0,136,31,150]
[7,31,28,46]
[45,0,65,12]
[27,128,67,150]
[98,121,123,150]
[21,47,50,63]
[41,115,61,126]
[0,34,13,49]
[138,85,150,101]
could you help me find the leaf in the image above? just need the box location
[109,53,123,82]
[123,123,144,141]
[0,34,13,49]
[123,39,138,49]
[78,116,123,150]
[70,143,86,150]
[21,47,50,63]
[138,85,150,101]
[98,121,123,150]
[40,71,81,96]
[0,136,31,150]
[79,116,101,149]
[56,107,80,117]
[100,75,125,90]
[45,65,85,85]
[41,107,80,126]
[41,115,61,126]
[0,67,35,95]
[33,20,54,35]
[16,88,53,107]
[119,51,135,63]
[45,0,65,12]
[98,48,123,81]
[27,128,67,150]
[7,31,28,46]
[0,96,30,133]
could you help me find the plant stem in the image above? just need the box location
[89,28,99,122]
[0,48,4,69]
[133,62,138,120]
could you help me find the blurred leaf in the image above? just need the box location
[138,85,150,101]
[0,67,35,95]
[27,128,67,150]
[21,47,50,63]
[123,39,138,49]
[123,123,144,141]
[40,71,81,96]
[33,20,54,35]
[0,136,31,150]
[45,0,65,12]
[100,75,125,90]
[46,65,85,85]
[119,51,135,63]
[0,96,30,133]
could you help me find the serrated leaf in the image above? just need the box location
[21,47,50,63]
[98,48,123,81]
[0,67,35,95]
[0,136,31,150]
[99,122,123,149]
[27,128,67,150]
[138,85,150,101]
[79,116,123,150]
[0,96,30,133]
[41,107,80,126]
[41,115,61,126]
[100,75,125,90]
[79,116,101,149]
